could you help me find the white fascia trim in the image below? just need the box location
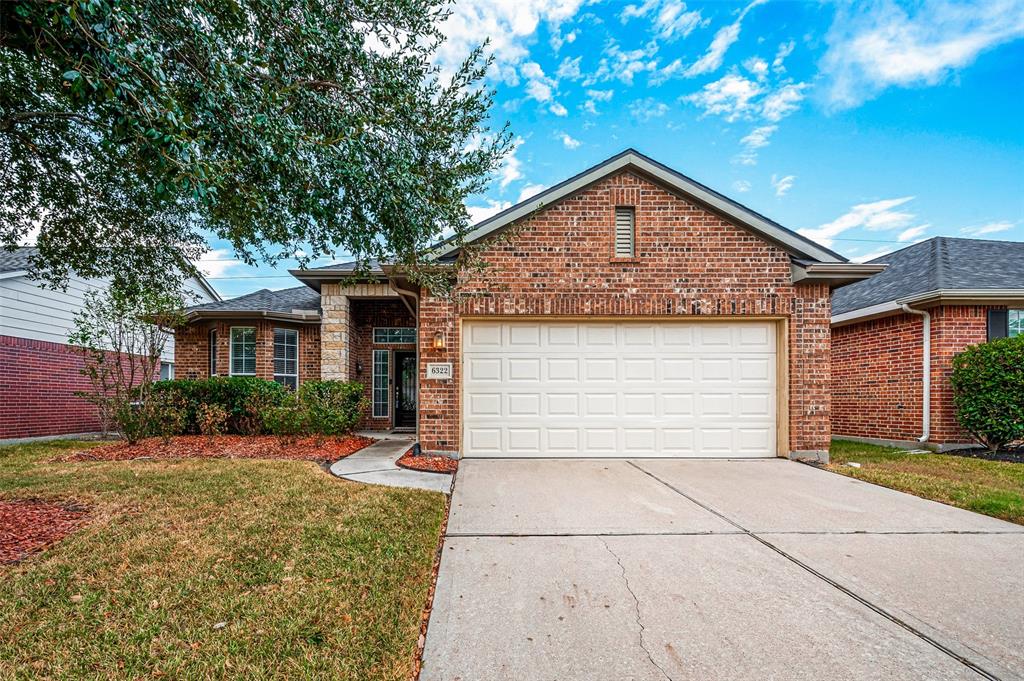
[436,151,843,263]
[831,301,903,326]
[0,269,28,281]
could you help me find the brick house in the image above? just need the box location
[832,237,1024,449]
[177,150,882,460]
[0,247,220,440]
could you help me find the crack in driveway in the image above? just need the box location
[599,537,675,681]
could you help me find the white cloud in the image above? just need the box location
[194,249,241,278]
[852,246,897,263]
[771,174,795,197]
[733,180,752,193]
[653,0,705,41]
[629,97,670,121]
[549,101,569,116]
[498,139,526,189]
[821,0,1024,109]
[734,125,776,165]
[744,56,769,79]
[582,100,599,114]
[683,73,763,122]
[897,225,929,241]
[556,55,582,80]
[522,61,556,102]
[584,40,659,85]
[772,41,795,73]
[960,220,1016,237]
[798,196,916,247]
[620,0,659,22]
[760,82,808,122]
[684,0,768,77]
[587,88,615,101]
[467,199,513,224]
[559,132,581,149]
[550,27,578,52]
[518,183,547,202]
[434,0,589,85]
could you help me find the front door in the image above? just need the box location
[393,351,417,429]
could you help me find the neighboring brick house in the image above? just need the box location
[832,237,1024,449]
[176,150,882,460]
[0,247,220,440]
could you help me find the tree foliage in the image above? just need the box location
[1,0,511,291]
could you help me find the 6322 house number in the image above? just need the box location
[426,363,453,379]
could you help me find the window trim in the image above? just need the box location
[208,328,218,376]
[613,205,636,259]
[372,349,390,418]
[272,328,299,389]
[373,327,417,344]
[229,326,257,377]
[1010,309,1023,339]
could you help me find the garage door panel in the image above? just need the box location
[463,321,777,458]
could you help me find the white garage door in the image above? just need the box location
[462,320,777,458]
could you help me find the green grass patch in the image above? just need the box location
[0,439,446,679]
[828,440,1024,524]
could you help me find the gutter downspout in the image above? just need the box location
[901,304,931,444]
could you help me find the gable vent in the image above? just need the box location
[614,206,635,257]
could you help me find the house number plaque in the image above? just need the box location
[426,363,453,380]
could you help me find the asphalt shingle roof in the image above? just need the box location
[187,286,320,315]
[832,237,1024,315]
[307,259,383,273]
[0,247,36,274]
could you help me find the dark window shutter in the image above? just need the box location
[987,309,1008,341]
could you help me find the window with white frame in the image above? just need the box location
[1010,310,1023,338]
[273,328,299,389]
[373,327,416,344]
[159,362,174,380]
[229,327,256,376]
[372,349,389,418]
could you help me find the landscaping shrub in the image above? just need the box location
[152,377,288,434]
[263,395,310,443]
[197,403,229,440]
[299,381,366,436]
[951,336,1024,452]
[150,391,187,444]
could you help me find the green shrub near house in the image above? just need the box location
[951,336,1024,452]
[150,377,365,438]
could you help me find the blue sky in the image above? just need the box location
[201,0,1024,298]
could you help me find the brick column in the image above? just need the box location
[789,283,832,460]
[320,283,351,380]
[418,292,459,456]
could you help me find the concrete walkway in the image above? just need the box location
[423,458,1024,681]
[328,433,453,494]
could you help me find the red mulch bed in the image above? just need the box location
[396,451,458,474]
[60,434,375,464]
[1,499,90,564]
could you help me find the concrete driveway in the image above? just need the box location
[421,459,1024,681]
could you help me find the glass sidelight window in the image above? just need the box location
[372,349,389,418]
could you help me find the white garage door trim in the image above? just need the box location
[462,319,781,458]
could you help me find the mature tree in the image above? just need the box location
[1,0,511,291]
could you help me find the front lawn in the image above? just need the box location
[828,440,1024,524]
[0,439,446,679]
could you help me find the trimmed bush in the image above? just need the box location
[299,381,367,436]
[950,336,1024,452]
[262,395,311,443]
[152,377,289,435]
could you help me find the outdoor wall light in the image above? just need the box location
[433,331,446,349]
[355,360,363,375]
